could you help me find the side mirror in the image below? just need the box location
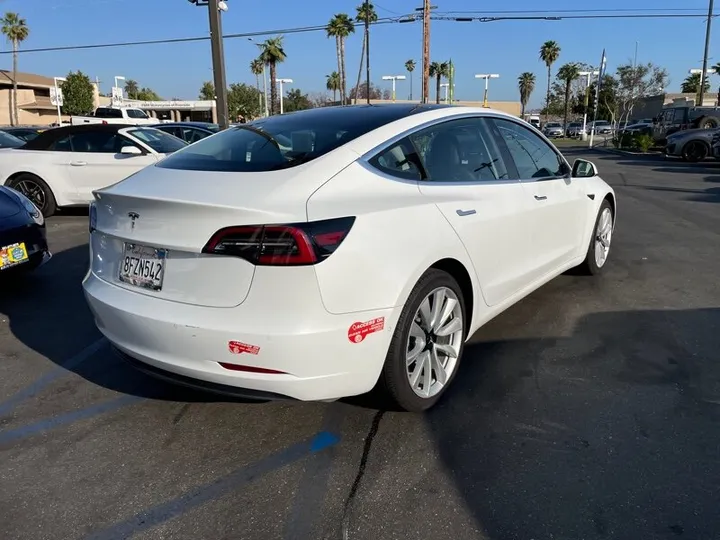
[572,159,597,178]
[120,145,142,156]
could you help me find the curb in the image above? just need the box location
[592,147,663,158]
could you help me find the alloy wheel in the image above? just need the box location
[405,286,464,399]
[594,207,613,268]
[15,179,46,211]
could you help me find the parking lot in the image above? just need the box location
[1,147,719,540]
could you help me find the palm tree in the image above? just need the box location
[326,71,341,103]
[257,36,287,115]
[539,40,561,122]
[557,63,580,131]
[124,79,139,100]
[429,61,449,104]
[681,72,710,94]
[518,72,536,117]
[326,13,355,105]
[405,59,416,100]
[1,13,29,126]
[250,58,264,117]
[352,2,377,104]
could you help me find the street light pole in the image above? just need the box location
[276,78,293,114]
[578,70,599,140]
[53,76,66,126]
[474,74,499,107]
[699,0,715,106]
[382,75,406,102]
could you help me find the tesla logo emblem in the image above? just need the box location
[128,212,139,230]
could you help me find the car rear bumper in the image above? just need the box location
[83,271,397,402]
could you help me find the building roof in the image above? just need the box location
[0,70,55,89]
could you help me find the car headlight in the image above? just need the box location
[7,187,43,225]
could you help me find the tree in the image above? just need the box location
[681,72,710,94]
[613,62,668,126]
[1,12,29,126]
[198,81,215,101]
[352,2,377,104]
[326,71,341,102]
[284,88,313,112]
[349,81,383,100]
[135,87,162,101]
[257,36,287,115]
[227,82,261,120]
[429,61,449,104]
[326,13,355,105]
[60,71,94,116]
[124,79,139,100]
[557,63,580,130]
[539,40,561,123]
[308,91,331,108]
[250,58,265,114]
[517,72,536,116]
[405,59,416,100]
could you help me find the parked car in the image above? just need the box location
[0,185,50,276]
[664,128,719,162]
[0,124,187,216]
[651,105,720,144]
[589,120,613,135]
[1,127,45,142]
[150,122,219,144]
[542,122,564,138]
[83,103,616,412]
[71,107,158,126]
[566,122,585,138]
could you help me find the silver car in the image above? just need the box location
[665,128,719,162]
[542,122,564,138]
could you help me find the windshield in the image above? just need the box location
[0,130,25,148]
[159,120,357,172]
[126,109,149,119]
[545,123,561,128]
[127,128,187,154]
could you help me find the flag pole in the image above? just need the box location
[588,49,607,148]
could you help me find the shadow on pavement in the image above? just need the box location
[0,243,263,404]
[428,307,720,540]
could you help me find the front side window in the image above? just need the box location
[492,118,566,180]
[127,128,187,154]
[183,128,211,143]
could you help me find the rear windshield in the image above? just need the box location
[128,128,187,154]
[126,109,149,119]
[158,115,373,172]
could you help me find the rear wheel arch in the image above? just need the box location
[429,258,475,337]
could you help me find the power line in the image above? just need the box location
[431,13,720,22]
[0,16,404,55]
[436,7,713,15]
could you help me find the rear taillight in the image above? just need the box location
[202,217,355,266]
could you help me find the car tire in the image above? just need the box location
[377,269,467,412]
[576,199,614,276]
[682,141,709,162]
[6,174,57,217]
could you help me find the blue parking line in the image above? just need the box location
[0,338,107,418]
[87,430,341,540]
[0,395,142,445]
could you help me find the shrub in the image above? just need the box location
[634,133,654,152]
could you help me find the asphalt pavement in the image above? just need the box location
[1,149,719,540]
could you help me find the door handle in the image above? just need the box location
[534,195,547,201]
[456,209,476,216]
[70,161,87,166]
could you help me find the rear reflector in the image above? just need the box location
[202,216,355,266]
[218,362,286,374]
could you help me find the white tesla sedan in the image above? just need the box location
[0,124,187,216]
[83,104,616,412]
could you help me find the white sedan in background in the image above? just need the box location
[0,124,187,216]
[83,104,616,412]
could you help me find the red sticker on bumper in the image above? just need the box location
[348,317,385,343]
[228,341,260,355]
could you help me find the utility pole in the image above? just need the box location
[365,0,371,104]
[416,2,436,104]
[699,0,715,107]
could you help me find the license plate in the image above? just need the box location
[0,242,29,270]
[118,243,166,291]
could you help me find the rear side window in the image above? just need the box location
[368,138,423,180]
[126,109,149,119]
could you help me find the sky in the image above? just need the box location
[0,0,716,108]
